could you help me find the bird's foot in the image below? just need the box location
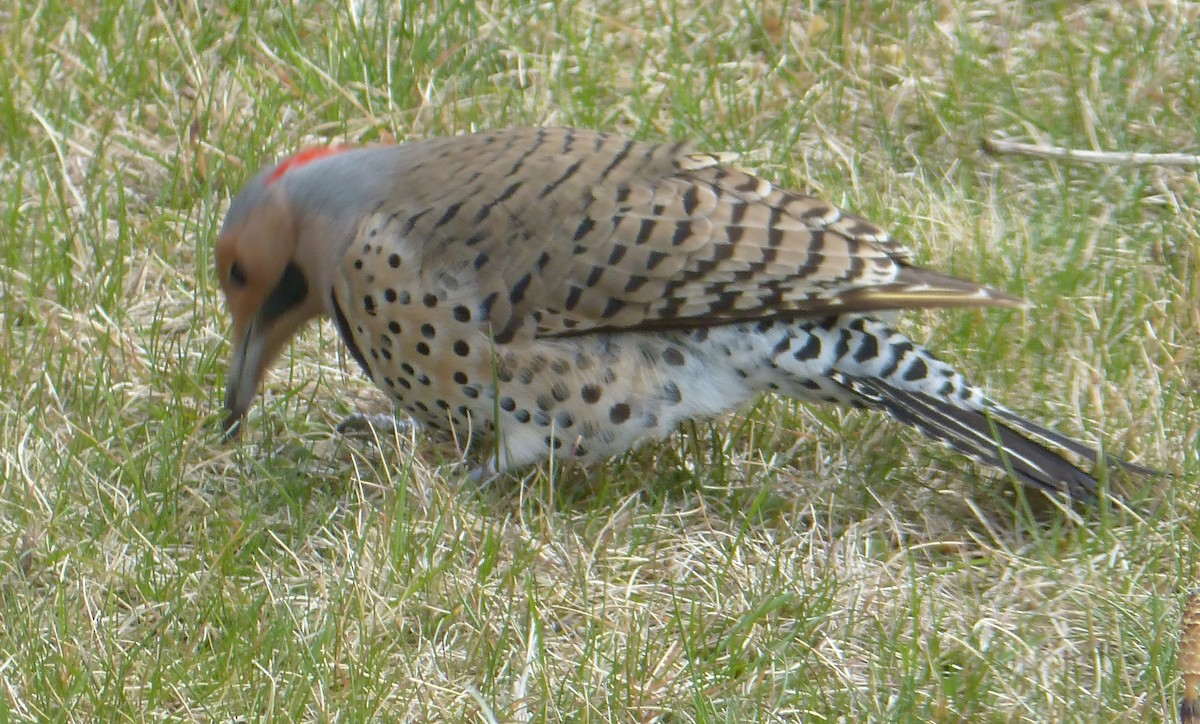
[336,413,419,439]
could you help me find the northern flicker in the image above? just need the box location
[217,127,1141,498]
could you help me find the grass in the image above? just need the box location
[0,0,1197,720]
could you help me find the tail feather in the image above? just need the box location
[988,406,1156,477]
[844,377,1110,500]
[762,314,1147,501]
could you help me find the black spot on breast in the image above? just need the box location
[453,305,472,322]
[662,381,682,405]
[581,384,601,403]
[500,396,516,411]
[421,323,436,338]
[388,321,402,334]
[423,294,438,308]
[416,342,430,356]
[662,347,685,366]
[388,253,401,268]
[609,403,631,423]
[556,411,575,428]
[453,371,468,384]
[453,340,470,357]
[514,409,531,423]
[550,381,569,402]
[384,289,397,303]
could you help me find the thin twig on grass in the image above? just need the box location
[982,138,1200,168]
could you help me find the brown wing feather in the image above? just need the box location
[383,128,1021,342]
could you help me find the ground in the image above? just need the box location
[0,1,1197,720]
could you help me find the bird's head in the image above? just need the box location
[216,145,360,436]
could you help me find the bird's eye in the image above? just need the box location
[229,262,247,287]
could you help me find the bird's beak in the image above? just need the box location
[223,311,268,438]
[219,260,317,438]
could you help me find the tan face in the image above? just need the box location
[216,192,316,435]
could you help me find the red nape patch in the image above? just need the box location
[266,144,354,186]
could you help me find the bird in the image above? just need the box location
[216,126,1142,499]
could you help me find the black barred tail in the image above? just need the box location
[763,314,1147,500]
[842,377,1139,501]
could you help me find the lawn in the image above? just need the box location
[1,0,1197,720]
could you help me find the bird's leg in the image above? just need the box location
[336,412,419,438]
